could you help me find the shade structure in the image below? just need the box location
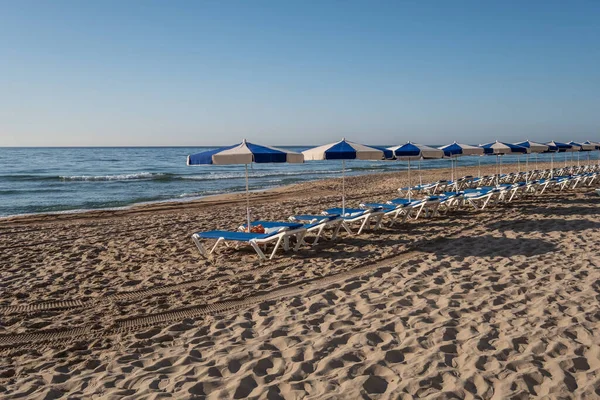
[569,141,595,151]
[568,141,594,168]
[480,141,529,185]
[480,141,529,155]
[543,142,569,178]
[546,140,575,169]
[368,145,395,160]
[545,141,573,152]
[514,140,549,153]
[438,142,484,187]
[302,138,385,214]
[389,142,444,160]
[187,139,303,229]
[583,140,600,167]
[514,140,549,182]
[388,142,444,199]
[582,140,600,150]
[438,142,484,157]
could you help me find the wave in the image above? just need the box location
[58,172,170,182]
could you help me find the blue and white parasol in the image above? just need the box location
[545,141,575,171]
[388,142,444,199]
[583,141,600,167]
[568,141,595,168]
[187,139,303,229]
[514,140,549,182]
[302,138,385,213]
[438,142,484,185]
[480,141,529,185]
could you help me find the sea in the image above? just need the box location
[0,146,589,218]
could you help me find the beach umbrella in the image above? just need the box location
[583,141,600,167]
[568,141,594,168]
[368,146,395,160]
[302,138,385,214]
[545,141,574,171]
[543,141,565,178]
[438,142,484,187]
[514,140,549,182]
[388,142,444,200]
[480,141,529,185]
[565,142,582,168]
[187,139,303,229]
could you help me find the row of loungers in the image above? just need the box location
[192,168,600,260]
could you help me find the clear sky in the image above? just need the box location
[1,0,599,146]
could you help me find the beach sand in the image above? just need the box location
[1,162,600,399]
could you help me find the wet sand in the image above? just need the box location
[1,162,599,399]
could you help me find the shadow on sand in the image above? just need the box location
[418,235,557,258]
[486,219,600,234]
[522,205,600,217]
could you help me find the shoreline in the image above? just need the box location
[0,159,565,226]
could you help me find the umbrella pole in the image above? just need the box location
[517,155,520,173]
[419,159,422,186]
[526,154,529,183]
[551,154,554,178]
[587,152,590,167]
[496,154,499,186]
[245,163,251,230]
[455,156,458,190]
[408,159,411,201]
[342,159,346,215]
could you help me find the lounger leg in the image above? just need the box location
[312,225,325,245]
[192,234,212,259]
[389,210,401,227]
[431,203,440,217]
[294,231,306,251]
[269,236,285,259]
[283,236,290,251]
[482,195,493,209]
[414,204,425,219]
[357,216,370,235]
[249,240,268,260]
[210,237,225,254]
[374,214,383,230]
[342,221,353,235]
[331,220,343,240]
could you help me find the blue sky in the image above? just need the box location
[1,0,599,146]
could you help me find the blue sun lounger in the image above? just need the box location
[192,221,306,260]
[288,214,344,245]
[322,207,384,235]
[360,199,426,226]
[388,196,440,219]
[463,187,502,210]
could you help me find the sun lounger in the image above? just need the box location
[359,198,426,226]
[192,222,306,260]
[463,187,501,210]
[382,196,440,221]
[436,192,464,213]
[323,207,384,235]
[288,214,344,245]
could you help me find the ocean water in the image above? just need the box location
[0,147,592,217]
